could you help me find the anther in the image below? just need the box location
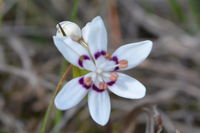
[99,82,107,90]
[104,53,112,60]
[109,72,119,81]
[84,77,92,86]
[119,60,128,69]
[79,56,83,61]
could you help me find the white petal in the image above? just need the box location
[54,76,88,110]
[88,90,111,126]
[108,73,146,99]
[82,60,96,71]
[53,36,95,71]
[112,40,153,70]
[82,16,107,57]
[95,56,116,71]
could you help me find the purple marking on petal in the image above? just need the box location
[83,55,90,60]
[92,84,105,92]
[78,60,83,67]
[114,66,119,71]
[79,77,84,84]
[101,50,106,55]
[107,81,116,86]
[78,55,90,67]
[112,56,119,71]
[94,52,101,59]
[79,77,91,89]
[94,51,107,59]
[83,84,91,89]
[112,56,118,64]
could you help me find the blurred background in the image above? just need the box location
[0,0,200,133]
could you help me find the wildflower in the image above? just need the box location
[53,16,153,126]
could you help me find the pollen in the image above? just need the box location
[104,53,112,60]
[79,56,84,61]
[99,82,107,90]
[109,72,118,81]
[119,60,128,69]
[84,77,92,86]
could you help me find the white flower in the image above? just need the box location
[53,16,153,126]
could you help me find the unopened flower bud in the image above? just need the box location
[56,21,82,41]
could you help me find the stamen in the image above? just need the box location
[109,72,119,81]
[79,39,88,47]
[104,53,112,60]
[84,77,92,86]
[119,60,128,68]
[104,64,120,70]
[79,77,91,89]
[99,82,107,90]
[79,56,84,61]
[101,60,127,71]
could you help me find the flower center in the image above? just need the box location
[78,50,128,93]
[96,68,103,75]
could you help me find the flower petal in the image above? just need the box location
[112,40,153,71]
[95,55,116,71]
[53,36,95,71]
[54,76,89,110]
[88,90,111,126]
[108,73,146,99]
[82,16,107,57]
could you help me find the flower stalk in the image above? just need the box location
[40,65,72,133]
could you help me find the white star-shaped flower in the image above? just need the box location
[53,16,153,126]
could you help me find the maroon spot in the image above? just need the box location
[78,60,83,67]
[79,77,91,89]
[79,77,84,84]
[112,56,118,64]
[101,50,106,55]
[114,67,119,71]
[78,55,90,67]
[94,52,101,59]
[94,50,107,59]
[92,84,105,92]
[83,55,90,60]
[107,81,116,86]
[112,56,119,71]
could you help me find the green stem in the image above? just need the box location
[40,90,57,133]
[70,0,80,21]
[40,65,72,133]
